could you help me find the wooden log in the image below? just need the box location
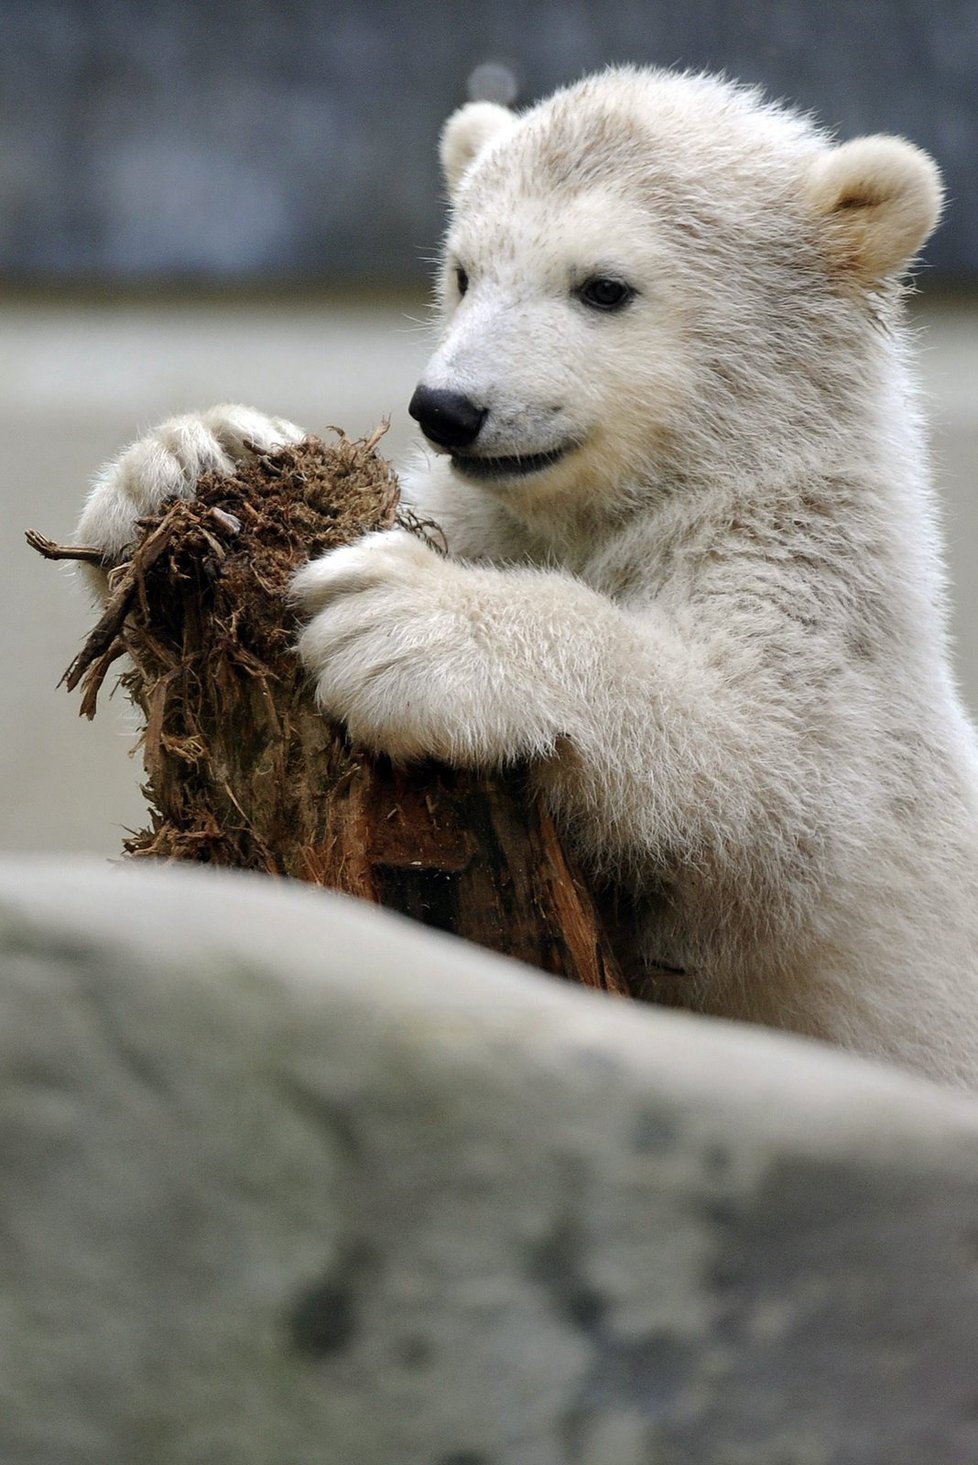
[28,432,627,996]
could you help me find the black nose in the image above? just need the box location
[408,385,486,449]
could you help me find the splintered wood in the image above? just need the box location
[29,431,626,994]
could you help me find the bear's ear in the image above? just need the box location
[440,101,516,195]
[805,136,943,281]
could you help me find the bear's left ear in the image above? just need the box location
[805,136,943,281]
[440,101,516,196]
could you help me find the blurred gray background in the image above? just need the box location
[3,0,978,283]
[2,1,976,857]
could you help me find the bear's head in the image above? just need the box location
[409,68,942,517]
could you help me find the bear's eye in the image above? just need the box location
[578,277,635,312]
[455,265,469,297]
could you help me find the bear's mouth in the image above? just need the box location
[450,442,575,481]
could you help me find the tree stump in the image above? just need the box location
[29,432,626,995]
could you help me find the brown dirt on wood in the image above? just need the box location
[29,429,627,994]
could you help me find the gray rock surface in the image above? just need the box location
[2,858,978,1464]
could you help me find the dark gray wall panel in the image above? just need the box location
[1,0,973,283]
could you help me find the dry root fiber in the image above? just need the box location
[29,431,625,994]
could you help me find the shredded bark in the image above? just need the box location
[28,430,627,994]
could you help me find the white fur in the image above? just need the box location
[77,67,978,1090]
[439,101,516,194]
[806,135,944,280]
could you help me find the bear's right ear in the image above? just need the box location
[440,101,516,195]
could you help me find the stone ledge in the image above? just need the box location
[1,858,976,1464]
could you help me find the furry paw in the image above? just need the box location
[292,529,567,765]
[76,404,305,576]
[293,529,489,761]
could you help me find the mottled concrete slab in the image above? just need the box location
[2,858,977,1464]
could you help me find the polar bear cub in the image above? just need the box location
[77,67,978,1089]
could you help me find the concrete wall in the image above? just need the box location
[2,0,975,284]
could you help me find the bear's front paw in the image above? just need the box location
[293,529,502,763]
[76,404,305,579]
